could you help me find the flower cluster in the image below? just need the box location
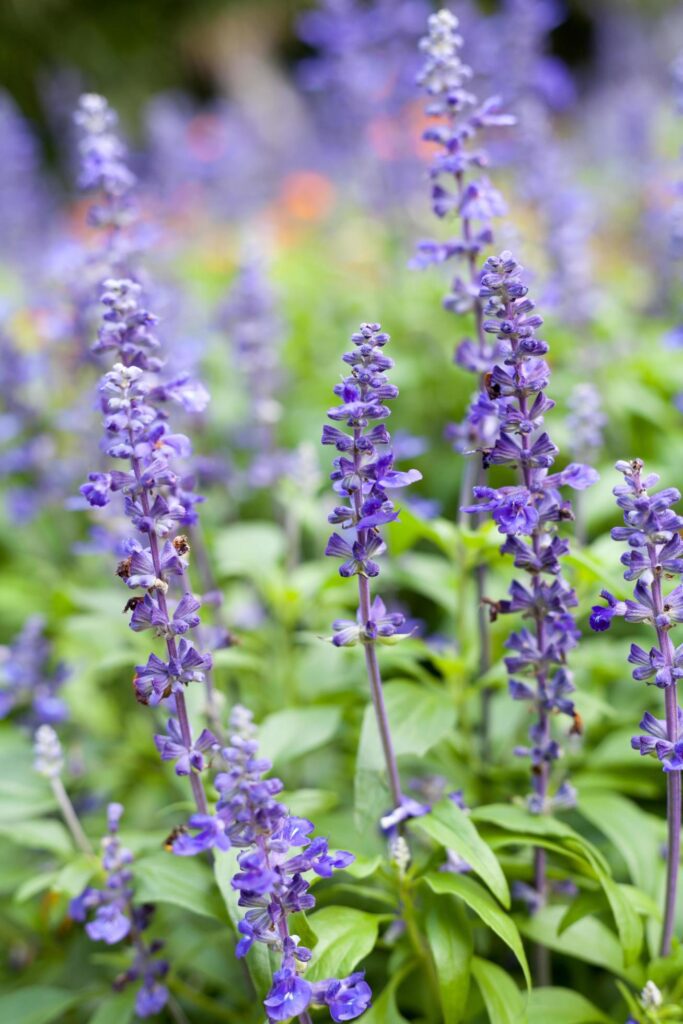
[464,252,597,815]
[70,804,169,1018]
[78,276,213,811]
[74,93,136,233]
[0,616,69,727]
[413,9,514,454]
[590,460,683,773]
[172,706,372,1023]
[322,321,420,596]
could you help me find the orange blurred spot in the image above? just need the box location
[280,172,334,222]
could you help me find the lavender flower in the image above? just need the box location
[79,276,213,815]
[74,94,136,238]
[590,459,683,955]
[70,804,169,1018]
[297,0,428,205]
[413,10,514,753]
[0,616,69,727]
[413,8,513,427]
[173,706,371,1023]
[323,321,420,822]
[34,725,92,854]
[463,252,597,910]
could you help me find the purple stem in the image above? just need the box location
[351,423,403,811]
[130,453,208,817]
[647,540,681,956]
[358,575,404,810]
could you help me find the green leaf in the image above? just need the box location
[87,989,137,1024]
[517,907,641,981]
[527,988,612,1024]
[423,873,530,988]
[412,799,510,908]
[214,849,272,999]
[355,681,456,826]
[470,958,527,1024]
[258,706,341,766]
[135,852,220,920]
[358,682,456,767]
[306,907,381,982]
[558,891,606,935]
[0,986,80,1024]
[472,804,608,875]
[53,855,98,898]
[595,871,643,966]
[215,522,284,577]
[14,872,57,903]
[576,791,662,891]
[0,818,72,856]
[424,891,472,1023]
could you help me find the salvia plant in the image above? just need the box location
[463,251,597,914]
[323,321,420,818]
[7,4,683,1024]
[591,459,683,956]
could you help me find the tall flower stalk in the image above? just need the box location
[463,252,597,944]
[323,321,420,818]
[79,279,213,817]
[591,459,683,956]
[412,9,514,750]
[170,706,372,1023]
[70,803,171,1018]
[34,724,92,856]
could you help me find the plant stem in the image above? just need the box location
[350,415,403,813]
[130,451,208,817]
[50,776,93,855]
[358,575,403,810]
[649,549,682,956]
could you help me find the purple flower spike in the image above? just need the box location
[596,458,683,957]
[70,804,169,1016]
[414,10,514,455]
[172,705,369,1022]
[323,322,420,821]
[0,617,69,729]
[462,251,596,915]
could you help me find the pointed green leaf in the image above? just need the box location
[135,852,221,920]
[306,907,381,982]
[527,988,611,1024]
[424,872,530,988]
[517,907,642,982]
[258,706,341,766]
[424,891,472,1023]
[471,957,527,1024]
[412,799,510,907]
